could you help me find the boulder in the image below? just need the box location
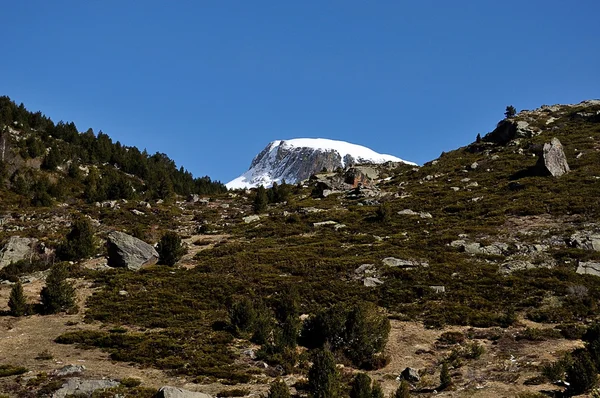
[243,215,260,224]
[155,386,213,398]
[106,231,159,270]
[52,364,86,377]
[536,137,570,177]
[430,285,446,294]
[484,119,537,145]
[399,367,420,383]
[52,378,119,398]
[576,262,600,277]
[570,232,600,252]
[0,236,38,269]
[363,277,384,287]
[344,167,377,187]
[382,257,428,268]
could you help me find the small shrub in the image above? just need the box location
[437,331,465,346]
[35,349,53,361]
[267,380,290,398]
[218,388,250,397]
[120,378,141,388]
[56,217,96,261]
[0,364,28,377]
[371,382,384,398]
[566,349,598,395]
[308,348,341,398]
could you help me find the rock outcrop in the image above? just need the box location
[106,231,159,270]
[155,386,213,398]
[576,261,600,277]
[536,137,570,177]
[0,236,38,269]
[52,378,119,398]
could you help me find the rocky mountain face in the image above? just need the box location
[226,138,415,189]
[2,99,600,397]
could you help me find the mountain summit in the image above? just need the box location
[226,138,415,189]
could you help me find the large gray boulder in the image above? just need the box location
[537,137,570,177]
[0,236,38,269]
[52,378,119,398]
[576,261,600,277]
[106,231,158,270]
[155,386,213,398]
[570,232,600,252]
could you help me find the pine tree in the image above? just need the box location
[268,379,291,398]
[57,218,96,261]
[440,362,451,389]
[8,281,28,316]
[504,105,517,118]
[40,263,76,314]
[394,381,410,398]
[476,133,481,143]
[157,231,186,266]
[350,373,372,398]
[308,348,341,398]
[566,349,598,395]
[371,382,384,398]
[253,185,268,213]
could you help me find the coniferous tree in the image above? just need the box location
[229,296,257,335]
[566,349,598,395]
[268,379,291,398]
[8,281,28,316]
[350,373,372,398]
[344,302,391,368]
[308,348,341,398]
[371,382,384,398]
[57,218,96,261]
[253,185,268,213]
[394,381,410,398]
[157,231,186,266]
[40,263,76,314]
[440,362,451,390]
[504,105,517,118]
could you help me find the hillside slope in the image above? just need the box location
[0,99,600,397]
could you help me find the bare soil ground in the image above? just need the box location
[0,275,585,397]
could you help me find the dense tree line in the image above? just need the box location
[0,96,226,201]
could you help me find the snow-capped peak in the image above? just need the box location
[226,138,416,189]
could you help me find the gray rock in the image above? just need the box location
[0,236,38,269]
[470,162,479,170]
[576,261,600,277]
[52,378,119,398]
[155,386,213,398]
[187,194,200,203]
[430,285,445,294]
[398,209,432,219]
[106,231,159,270]
[382,257,428,268]
[537,137,570,177]
[313,221,339,228]
[52,364,86,377]
[355,264,376,275]
[570,232,600,252]
[500,260,536,274]
[363,277,384,287]
[399,367,420,383]
[242,215,260,224]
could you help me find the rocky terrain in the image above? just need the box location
[0,99,600,397]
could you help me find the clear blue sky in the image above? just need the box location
[2,1,598,183]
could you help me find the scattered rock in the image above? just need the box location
[52,378,119,398]
[243,215,260,224]
[500,260,536,274]
[363,277,384,287]
[0,236,38,269]
[470,162,479,170]
[313,221,340,228]
[155,386,213,398]
[106,231,159,270]
[430,286,445,294]
[382,257,428,268]
[355,264,376,275]
[398,209,432,219]
[536,137,570,177]
[576,261,600,277]
[131,209,145,216]
[187,194,201,203]
[52,364,86,377]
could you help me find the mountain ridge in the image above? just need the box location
[226,138,415,189]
